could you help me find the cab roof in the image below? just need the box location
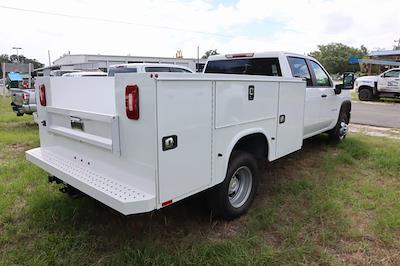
[207,51,315,61]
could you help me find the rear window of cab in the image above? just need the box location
[204,58,282,76]
[108,67,137,76]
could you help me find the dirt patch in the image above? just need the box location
[7,143,29,153]
[350,124,400,140]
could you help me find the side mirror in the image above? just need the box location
[342,72,355,90]
[334,84,343,94]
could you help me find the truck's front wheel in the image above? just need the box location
[329,111,349,142]
[207,151,259,220]
[358,88,373,101]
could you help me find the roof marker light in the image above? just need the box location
[225,53,254,58]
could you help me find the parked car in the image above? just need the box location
[8,72,36,116]
[62,71,107,77]
[355,68,400,100]
[26,52,353,219]
[108,63,194,76]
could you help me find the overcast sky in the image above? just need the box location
[1,0,399,65]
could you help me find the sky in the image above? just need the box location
[0,0,399,66]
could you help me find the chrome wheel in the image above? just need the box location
[228,166,253,208]
[339,120,349,139]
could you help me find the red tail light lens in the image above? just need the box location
[39,84,46,106]
[125,85,139,120]
[22,93,29,103]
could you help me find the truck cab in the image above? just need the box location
[355,68,400,100]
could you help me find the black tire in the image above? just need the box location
[207,151,259,220]
[358,88,373,101]
[329,111,349,142]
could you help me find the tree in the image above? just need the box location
[202,49,219,59]
[9,54,44,69]
[309,43,368,74]
[0,54,12,77]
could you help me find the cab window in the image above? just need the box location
[145,67,171,72]
[310,60,331,87]
[108,67,137,76]
[383,70,400,78]
[287,57,312,86]
[171,67,192,73]
[204,58,282,76]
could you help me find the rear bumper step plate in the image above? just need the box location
[26,148,155,215]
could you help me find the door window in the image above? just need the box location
[310,61,331,87]
[287,57,312,86]
[383,70,400,78]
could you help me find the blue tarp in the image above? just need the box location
[8,72,23,81]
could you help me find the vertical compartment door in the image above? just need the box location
[157,80,213,204]
[275,81,306,158]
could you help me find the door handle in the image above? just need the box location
[321,94,327,98]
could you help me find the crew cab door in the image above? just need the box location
[287,57,321,137]
[308,60,337,129]
[377,69,400,92]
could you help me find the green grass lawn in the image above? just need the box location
[0,96,399,265]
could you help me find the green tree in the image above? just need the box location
[202,49,219,59]
[0,54,12,77]
[9,54,44,69]
[309,43,368,74]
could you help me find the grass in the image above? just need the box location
[0,95,399,265]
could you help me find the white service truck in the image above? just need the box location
[26,52,353,219]
[355,68,400,101]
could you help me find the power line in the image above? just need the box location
[0,5,233,38]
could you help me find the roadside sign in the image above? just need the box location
[348,56,359,64]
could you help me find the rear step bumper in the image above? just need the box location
[26,148,156,215]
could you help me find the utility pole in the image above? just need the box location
[12,47,22,62]
[197,46,200,72]
[48,50,51,66]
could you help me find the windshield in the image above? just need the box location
[108,67,138,76]
[204,58,282,76]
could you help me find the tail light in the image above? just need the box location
[125,85,139,120]
[22,93,29,104]
[39,84,46,106]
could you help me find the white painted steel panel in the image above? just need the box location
[156,80,213,203]
[275,82,306,158]
[48,77,115,114]
[215,81,279,128]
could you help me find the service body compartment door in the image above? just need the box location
[275,81,306,158]
[156,80,213,203]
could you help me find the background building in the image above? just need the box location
[359,50,400,75]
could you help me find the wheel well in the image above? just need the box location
[358,85,373,92]
[231,133,269,161]
[341,100,351,114]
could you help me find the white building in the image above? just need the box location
[53,54,207,72]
